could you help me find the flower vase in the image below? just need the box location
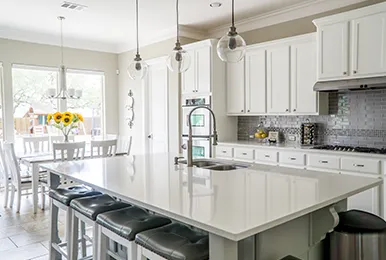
[64,134,69,143]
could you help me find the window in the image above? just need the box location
[66,70,104,136]
[12,65,58,136]
[0,64,4,140]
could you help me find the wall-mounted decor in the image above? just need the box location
[126,90,135,129]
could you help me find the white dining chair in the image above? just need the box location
[3,142,43,213]
[53,141,86,162]
[50,135,75,143]
[90,139,117,158]
[117,136,133,155]
[22,136,50,153]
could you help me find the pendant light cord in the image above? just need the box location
[232,0,235,28]
[176,0,180,44]
[60,17,64,65]
[136,0,139,55]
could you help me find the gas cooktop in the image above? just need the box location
[312,145,386,154]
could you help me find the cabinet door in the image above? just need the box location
[182,49,196,94]
[227,61,245,114]
[317,22,349,80]
[293,177,318,210]
[352,13,386,77]
[267,174,292,219]
[267,45,290,114]
[245,48,266,114]
[291,40,317,114]
[196,46,211,93]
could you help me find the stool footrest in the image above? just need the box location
[52,243,68,259]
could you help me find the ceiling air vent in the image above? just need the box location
[61,1,88,11]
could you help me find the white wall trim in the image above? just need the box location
[207,0,368,38]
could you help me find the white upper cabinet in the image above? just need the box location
[227,61,245,114]
[245,48,266,114]
[316,22,349,80]
[314,2,386,81]
[182,45,212,94]
[291,38,318,114]
[267,45,290,114]
[351,13,386,77]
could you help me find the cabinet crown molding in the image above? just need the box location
[313,1,386,26]
[247,33,316,50]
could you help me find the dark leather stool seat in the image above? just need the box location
[96,206,172,241]
[70,194,129,221]
[49,185,102,206]
[135,222,209,260]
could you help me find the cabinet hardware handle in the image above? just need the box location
[247,110,250,112]
[293,109,296,112]
[319,160,328,164]
[343,72,347,75]
[353,164,364,167]
[265,155,270,158]
[222,151,227,153]
[241,110,244,112]
[289,157,296,160]
[285,109,289,112]
[353,70,357,74]
[242,152,248,155]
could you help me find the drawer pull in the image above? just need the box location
[265,155,270,158]
[289,157,297,161]
[242,152,248,156]
[353,164,365,168]
[222,151,227,153]
[319,160,328,164]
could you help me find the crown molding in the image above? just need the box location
[208,0,367,38]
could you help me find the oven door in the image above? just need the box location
[182,137,211,159]
[182,106,212,136]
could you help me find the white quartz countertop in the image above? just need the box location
[40,153,382,241]
[219,141,386,159]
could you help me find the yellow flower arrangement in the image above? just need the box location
[47,111,84,141]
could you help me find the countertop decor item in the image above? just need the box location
[126,90,135,129]
[47,111,84,142]
[254,122,268,142]
[166,0,191,73]
[127,0,148,80]
[301,119,316,146]
[217,0,246,63]
[46,17,82,100]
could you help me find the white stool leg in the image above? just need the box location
[9,185,15,208]
[41,186,45,210]
[70,211,79,260]
[93,222,99,260]
[16,187,21,213]
[81,221,87,257]
[65,208,73,258]
[97,227,107,260]
[137,246,147,260]
[127,242,137,260]
[3,182,9,208]
[49,199,61,260]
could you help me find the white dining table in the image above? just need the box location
[17,150,128,214]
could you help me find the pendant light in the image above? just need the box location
[47,16,82,99]
[166,0,191,73]
[128,0,148,80]
[217,0,246,63]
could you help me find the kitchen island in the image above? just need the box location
[41,154,382,260]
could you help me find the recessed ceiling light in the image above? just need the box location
[61,1,88,11]
[210,2,222,8]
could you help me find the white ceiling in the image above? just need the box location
[0,0,367,53]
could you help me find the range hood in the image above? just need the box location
[313,76,386,92]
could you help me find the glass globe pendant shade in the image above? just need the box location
[166,45,191,73]
[127,55,148,80]
[217,28,246,63]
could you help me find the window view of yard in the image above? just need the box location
[12,66,104,137]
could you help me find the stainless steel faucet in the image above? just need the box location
[187,106,218,167]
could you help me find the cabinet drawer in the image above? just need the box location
[255,149,278,164]
[341,157,380,174]
[234,148,254,161]
[308,154,340,170]
[279,152,306,166]
[215,146,233,158]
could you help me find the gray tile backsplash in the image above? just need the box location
[238,89,386,148]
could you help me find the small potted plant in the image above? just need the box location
[47,111,84,142]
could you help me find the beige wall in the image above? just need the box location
[0,38,118,141]
[118,37,197,154]
[241,0,386,45]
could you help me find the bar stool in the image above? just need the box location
[96,206,172,260]
[69,194,130,260]
[135,222,209,260]
[48,186,102,259]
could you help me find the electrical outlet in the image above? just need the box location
[288,135,296,141]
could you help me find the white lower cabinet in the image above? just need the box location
[215,145,233,159]
[234,147,254,161]
[279,151,306,168]
[307,154,340,171]
[255,149,278,165]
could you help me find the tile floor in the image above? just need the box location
[0,192,65,260]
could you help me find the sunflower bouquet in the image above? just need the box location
[47,112,84,142]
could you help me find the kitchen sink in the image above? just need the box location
[178,159,249,171]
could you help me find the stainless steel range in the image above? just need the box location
[312,145,386,154]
